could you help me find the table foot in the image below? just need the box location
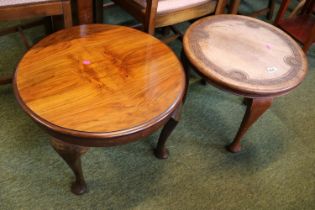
[50,138,89,195]
[154,110,180,159]
[71,180,88,195]
[227,97,273,153]
[226,143,241,153]
[154,147,170,159]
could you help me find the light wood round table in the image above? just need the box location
[183,15,308,153]
[14,24,186,195]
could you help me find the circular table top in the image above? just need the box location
[14,24,185,139]
[183,15,308,97]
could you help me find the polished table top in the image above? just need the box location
[184,15,308,97]
[14,24,185,135]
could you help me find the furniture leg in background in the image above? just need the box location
[228,0,275,19]
[77,0,93,24]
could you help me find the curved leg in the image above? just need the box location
[50,138,89,195]
[154,106,181,159]
[227,97,273,153]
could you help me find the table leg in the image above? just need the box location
[242,98,250,106]
[227,97,273,153]
[50,138,89,195]
[180,51,191,103]
[154,106,181,159]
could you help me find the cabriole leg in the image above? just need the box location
[227,97,273,153]
[154,106,181,159]
[50,138,89,195]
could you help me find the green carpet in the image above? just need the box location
[1,1,315,209]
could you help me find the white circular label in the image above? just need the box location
[267,66,278,73]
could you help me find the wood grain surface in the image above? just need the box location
[184,15,308,97]
[15,24,185,135]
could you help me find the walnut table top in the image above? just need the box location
[14,24,185,144]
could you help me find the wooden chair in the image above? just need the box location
[274,0,315,53]
[225,0,276,19]
[96,0,226,40]
[0,0,72,85]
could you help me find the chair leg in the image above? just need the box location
[144,0,158,35]
[215,0,227,14]
[289,0,306,18]
[303,25,315,53]
[303,40,314,53]
[160,25,183,43]
[17,26,31,49]
[161,26,171,36]
[230,0,241,14]
[301,0,314,14]
[62,1,73,28]
[274,0,290,25]
[227,97,273,153]
[95,0,105,23]
[44,16,53,34]
[267,0,276,20]
[145,24,156,35]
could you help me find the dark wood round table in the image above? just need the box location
[14,24,186,195]
[183,15,308,153]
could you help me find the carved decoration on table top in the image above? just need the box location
[229,70,249,81]
[187,15,304,87]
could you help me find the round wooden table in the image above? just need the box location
[14,24,186,195]
[183,15,308,153]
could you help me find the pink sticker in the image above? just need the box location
[83,60,91,65]
[266,44,272,49]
